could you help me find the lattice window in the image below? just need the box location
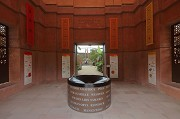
[0,23,9,84]
[0,25,6,36]
[174,24,180,35]
[172,23,180,64]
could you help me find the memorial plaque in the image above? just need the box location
[24,52,32,85]
[110,54,118,78]
[62,54,70,78]
[148,52,156,85]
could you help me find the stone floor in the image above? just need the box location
[0,81,180,119]
[78,65,103,75]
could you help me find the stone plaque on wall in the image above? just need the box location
[110,54,118,78]
[62,54,70,78]
[61,18,70,49]
[24,52,32,85]
[148,52,156,85]
[146,2,153,45]
[110,18,118,49]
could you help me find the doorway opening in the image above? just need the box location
[75,44,105,76]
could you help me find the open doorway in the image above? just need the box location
[75,45,104,76]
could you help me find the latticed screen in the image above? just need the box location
[172,23,180,83]
[172,23,180,64]
[0,23,9,84]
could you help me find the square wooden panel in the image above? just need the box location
[61,18,70,49]
[110,18,118,49]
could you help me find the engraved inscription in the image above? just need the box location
[68,85,111,113]
[74,17,105,28]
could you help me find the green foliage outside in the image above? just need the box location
[77,54,82,70]
[89,46,103,72]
